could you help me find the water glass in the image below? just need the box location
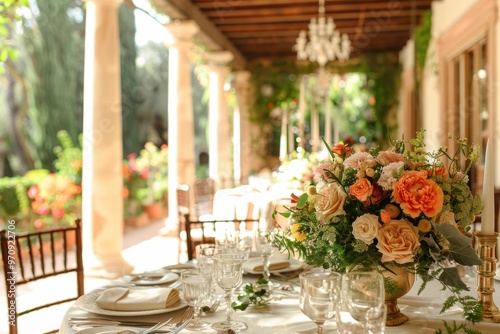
[299,270,341,334]
[254,229,280,288]
[212,253,248,332]
[196,245,218,302]
[336,271,386,334]
[181,271,211,330]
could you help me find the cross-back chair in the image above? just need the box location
[0,219,84,334]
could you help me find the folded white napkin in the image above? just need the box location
[96,287,180,311]
[253,261,291,272]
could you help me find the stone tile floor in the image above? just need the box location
[0,218,187,333]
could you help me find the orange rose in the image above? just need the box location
[376,219,420,264]
[392,171,444,218]
[349,178,373,202]
[314,183,347,222]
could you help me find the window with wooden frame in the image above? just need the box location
[438,0,496,196]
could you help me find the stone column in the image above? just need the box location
[233,70,251,185]
[207,51,234,188]
[164,21,198,231]
[82,0,132,277]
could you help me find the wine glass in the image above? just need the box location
[212,253,248,333]
[299,270,341,334]
[336,271,386,334]
[180,270,211,330]
[196,245,219,303]
[254,229,280,288]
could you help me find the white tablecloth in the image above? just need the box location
[61,273,500,334]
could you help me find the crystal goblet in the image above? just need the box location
[212,253,248,333]
[180,270,211,330]
[299,270,341,334]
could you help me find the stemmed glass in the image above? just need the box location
[336,271,386,334]
[180,270,211,330]
[212,253,248,333]
[254,229,280,288]
[196,245,218,304]
[299,270,341,334]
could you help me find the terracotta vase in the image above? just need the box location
[381,264,415,326]
[143,202,164,220]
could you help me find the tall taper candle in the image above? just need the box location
[482,136,495,234]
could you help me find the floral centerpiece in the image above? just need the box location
[273,130,484,324]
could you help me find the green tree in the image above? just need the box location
[24,0,84,169]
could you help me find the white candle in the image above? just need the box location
[481,136,495,234]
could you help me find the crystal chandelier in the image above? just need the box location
[294,0,351,67]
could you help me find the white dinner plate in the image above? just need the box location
[243,257,304,275]
[76,288,187,316]
[120,272,179,286]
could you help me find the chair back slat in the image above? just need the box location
[1,218,85,334]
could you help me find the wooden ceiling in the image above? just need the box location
[152,0,437,69]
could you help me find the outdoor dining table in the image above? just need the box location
[60,264,500,334]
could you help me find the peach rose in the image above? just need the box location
[376,150,404,166]
[291,223,307,241]
[349,178,373,202]
[314,182,347,222]
[376,219,420,264]
[352,214,380,244]
[392,170,444,218]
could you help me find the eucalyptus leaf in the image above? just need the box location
[437,224,481,266]
[297,193,309,209]
[438,267,468,290]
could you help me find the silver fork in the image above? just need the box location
[168,307,194,333]
[117,317,172,334]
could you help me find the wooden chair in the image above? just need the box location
[0,219,84,334]
[183,213,260,261]
[192,178,216,217]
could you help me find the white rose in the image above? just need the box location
[352,214,380,245]
[314,182,347,222]
[436,211,456,225]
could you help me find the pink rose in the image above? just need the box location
[27,186,39,199]
[392,170,444,218]
[349,178,373,202]
[314,182,347,222]
[376,219,420,264]
[352,214,380,244]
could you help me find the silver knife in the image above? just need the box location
[69,318,158,327]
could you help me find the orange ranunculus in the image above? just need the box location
[123,164,130,177]
[349,178,373,203]
[384,203,401,218]
[376,219,420,264]
[51,206,66,219]
[122,187,130,198]
[291,223,307,241]
[34,219,44,229]
[392,170,444,218]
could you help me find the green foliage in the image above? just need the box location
[435,320,483,334]
[0,0,29,73]
[24,0,84,169]
[231,278,273,311]
[53,130,82,186]
[415,10,432,70]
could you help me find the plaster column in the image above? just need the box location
[233,70,252,185]
[164,21,199,231]
[207,51,234,188]
[82,0,132,277]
